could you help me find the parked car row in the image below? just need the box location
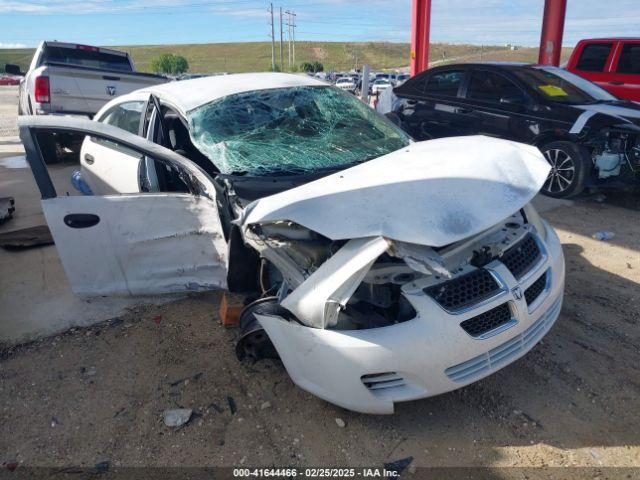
[327,71,409,95]
[0,74,22,86]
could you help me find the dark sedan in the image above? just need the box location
[390,63,640,198]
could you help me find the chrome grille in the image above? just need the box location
[500,234,541,280]
[424,269,501,311]
[460,303,512,338]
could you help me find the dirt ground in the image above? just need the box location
[1,191,639,476]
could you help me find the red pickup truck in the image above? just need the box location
[566,38,640,101]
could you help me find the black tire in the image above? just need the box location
[235,297,283,362]
[38,134,60,164]
[539,141,590,198]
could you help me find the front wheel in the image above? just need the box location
[539,141,590,198]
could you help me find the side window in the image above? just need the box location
[467,71,523,103]
[425,70,464,97]
[576,43,612,72]
[100,101,145,135]
[396,71,429,94]
[617,43,640,74]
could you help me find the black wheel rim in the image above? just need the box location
[543,148,576,194]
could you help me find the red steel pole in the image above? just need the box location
[538,0,567,66]
[410,0,432,76]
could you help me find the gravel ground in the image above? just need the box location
[1,193,639,476]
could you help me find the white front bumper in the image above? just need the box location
[258,222,565,414]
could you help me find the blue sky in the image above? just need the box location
[0,0,639,48]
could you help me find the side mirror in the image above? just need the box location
[5,64,23,76]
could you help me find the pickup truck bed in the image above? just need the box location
[16,41,167,118]
[25,62,166,116]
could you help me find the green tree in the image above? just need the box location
[300,61,324,73]
[150,53,189,75]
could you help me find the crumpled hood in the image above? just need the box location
[241,136,550,247]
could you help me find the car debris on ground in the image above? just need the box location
[592,231,615,241]
[163,408,193,428]
[0,197,15,224]
[0,225,53,249]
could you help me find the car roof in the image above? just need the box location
[578,37,640,42]
[424,62,563,73]
[138,72,327,113]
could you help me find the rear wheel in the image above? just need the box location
[539,141,589,198]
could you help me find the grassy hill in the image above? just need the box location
[0,42,573,74]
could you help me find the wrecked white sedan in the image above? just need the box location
[19,73,565,414]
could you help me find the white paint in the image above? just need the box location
[569,103,640,134]
[242,136,550,247]
[80,138,143,195]
[574,103,640,120]
[281,236,390,329]
[0,161,179,345]
[569,109,597,134]
[0,154,27,169]
[43,194,228,296]
[259,221,565,414]
[139,72,327,113]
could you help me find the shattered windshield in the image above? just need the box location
[187,86,410,176]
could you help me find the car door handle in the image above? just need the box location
[63,214,100,229]
[608,80,624,85]
[84,153,95,165]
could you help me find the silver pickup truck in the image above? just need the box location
[5,41,167,160]
[6,41,167,118]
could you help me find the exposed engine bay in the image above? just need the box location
[589,128,640,180]
[241,209,534,332]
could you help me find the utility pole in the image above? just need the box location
[361,64,370,104]
[287,12,291,69]
[279,7,284,71]
[269,3,276,71]
[291,11,296,68]
[285,10,296,71]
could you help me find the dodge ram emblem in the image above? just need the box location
[106,86,116,96]
[512,286,523,300]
